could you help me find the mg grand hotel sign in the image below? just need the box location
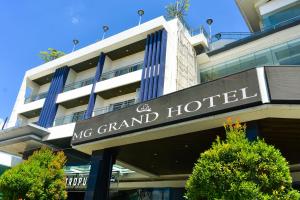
[72,69,262,145]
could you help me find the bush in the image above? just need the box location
[0,147,67,200]
[185,118,300,200]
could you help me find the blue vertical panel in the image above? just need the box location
[84,53,106,119]
[38,66,70,128]
[246,122,260,141]
[139,29,167,102]
[84,149,117,200]
[157,29,168,97]
[147,32,158,100]
[139,35,151,102]
[152,30,162,99]
[142,34,154,102]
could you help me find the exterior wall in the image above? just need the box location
[175,21,197,90]
[74,68,97,82]
[163,19,178,95]
[105,51,145,72]
[38,82,50,94]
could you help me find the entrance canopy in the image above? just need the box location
[0,123,49,156]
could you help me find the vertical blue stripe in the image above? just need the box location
[147,32,158,100]
[142,34,154,102]
[140,29,167,102]
[84,53,106,119]
[157,29,168,97]
[152,30,162,99]
[38,66,70,128]
[139,35,150,102]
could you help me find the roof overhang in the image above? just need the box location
[235,0,264,32]
[0,124,49,156]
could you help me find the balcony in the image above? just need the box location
[53,99,136,127]
[24,92,47,104]
[61,62,143,93]
[200,37,300,83]
[63,77,94,93]
[209,14,300,54]
[25,62,143,104]
[100,62,143,81]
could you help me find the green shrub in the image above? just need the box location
[0,147,67,200]
[185,118,300,200]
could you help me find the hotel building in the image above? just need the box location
[0,0,300,199]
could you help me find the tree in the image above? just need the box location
[39,48,65,63]
[165,0,190,22]
[0,147,67,200]
[185,118,300,200]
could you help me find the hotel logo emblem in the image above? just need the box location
[136,104,152,113]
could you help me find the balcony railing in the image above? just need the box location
[210,14,300,52]
[26,62,143,104]
[200,37,300,83]
[61,62,143,93]
[24,92,48,104]
[53,99,136,127]
[189,25,209,38]
[63,77,94,92]
[100,62,143,81]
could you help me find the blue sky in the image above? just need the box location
[0,0,248,122]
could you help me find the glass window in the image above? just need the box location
[254,49,274,66]
[239,54,256,70]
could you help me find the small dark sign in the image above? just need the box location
[66,173,89,191]
[72,69,261,145]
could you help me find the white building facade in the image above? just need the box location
[1,0,300,199]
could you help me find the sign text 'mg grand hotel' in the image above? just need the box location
[72,69,262,145]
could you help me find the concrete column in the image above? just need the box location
[84,148,117,200]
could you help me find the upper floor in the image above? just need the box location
[4,16,208,131]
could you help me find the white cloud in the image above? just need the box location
[71,16,80,24]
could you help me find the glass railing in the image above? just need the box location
[24,92,48,104]
[189,25,209,38]
[211,32,252,43]
[63,77,94,92]
[53,111,86,127]
[100,62,143,81]
[52,99,136,127]
[93,99,136,116]
[61,62,143,93]
[200,37,300,83]
[210,14,300,51]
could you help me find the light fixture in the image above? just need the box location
[138,9,145,25]
[72,39,79,52]
[215,33,222,40]
[102,25,109,40]
[206,18,214,50]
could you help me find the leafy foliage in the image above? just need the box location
[185,118,300,200]
[39,48,65,63]
[165,0,190,22]
[0,147,67,200]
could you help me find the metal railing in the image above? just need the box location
[210,14,300,51]
[53,99,136,127]
[100,62,143,81]
[63,77,94,92]
[25,62,143,104]
[53,111,86,127]
[24,92,48,104]
[211,32,252,43]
